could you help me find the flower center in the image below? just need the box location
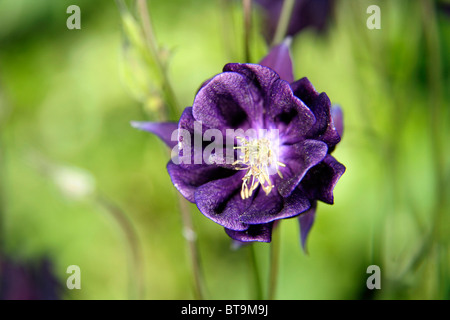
[233,136,285,199]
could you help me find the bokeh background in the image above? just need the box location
[0,0,448,300]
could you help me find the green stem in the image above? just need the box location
[395,0,445,289]
[136,0,180,118]
[96,195,145,300]
[0,126,5,254]
[248,243,263,300]
[272,0,295,46]
[220,0,237,61]
[135,0,206,299]
[267,226,280,300]
[242,0,252,63]
[177,194,205,300]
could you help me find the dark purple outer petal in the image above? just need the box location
[291,77,340,149]
[276,139,328,197]
[239,186,310,225]
[223,63,316,144]
[194,171,252,231]
[300,154,345,204]
[167,160,235,203]
[224,63,279,99]
[266,79,316,144]
[176,107,209,167]
[192,72,256,133]
[298,201,317,252]
[131,121,178,149]
[259,38,294,83]
[225,222,274,243]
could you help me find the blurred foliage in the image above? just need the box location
[0,0,448,300]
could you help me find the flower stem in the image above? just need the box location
[242,0,252,63]
[134,0,207,299]
[267,225,280,300]
[0,130,5,254]
[272,0,295,46]
[136,0,180,119]
[248,243,263,300]
[177,194,206,300]
[96,195,145,300]
[399,0,446,279]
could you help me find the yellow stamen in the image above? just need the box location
[233,136,285,199]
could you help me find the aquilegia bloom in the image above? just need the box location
[256,0,335,44]
[132,42,345,249]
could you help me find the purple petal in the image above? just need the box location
[259,38,294,83]
[301,154,345,204]
[131,121,178,149]
[266,79,316,144]
[223,63,279,99]
[239,188,284,225]
[280,187,311,217]
[331,104,343,138]
[194,171,252,231]
[291,77,340,148]
[176,107,208,167]
[176,107,233,168]
[192,72,257,133]
[225,222,274,243]
[240,187,310,225]
[221,64,315,142]
[298,201,317,252]
[277,139,328,197]
[167,160,235,203]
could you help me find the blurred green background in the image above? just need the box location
[0,0,448,300]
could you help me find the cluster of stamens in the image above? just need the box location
[233,136,285,199]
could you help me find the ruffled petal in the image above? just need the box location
[223,63,280,104]
[266,79,316,144]
[300,154,345,204]
[239,188,284,224]
[192,72,258,133]
[291,77,340,148]
[239,186,310,225]
[276,139,328,197]
[225,222,274,243]
[131,121,178,149]
[176,107,218,167]
[167,160,235,203]
[194,171,252,231]
[223,64,315,143]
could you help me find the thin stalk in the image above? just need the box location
[395,0,445,285]
[267,226,280,300]
[96,195,145,300]
[248,243,263,300]
[0,127,5,254]
[220,0,237,61]
[136,0,180,118]
[135,0,206,299]
[177,194,205,300]
[242,0,252,63]
[272,0,295,46]
[0,83,9,256]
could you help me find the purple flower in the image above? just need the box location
[133,42,345,250]
[0,257,61,300]
[256,0,335,44]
